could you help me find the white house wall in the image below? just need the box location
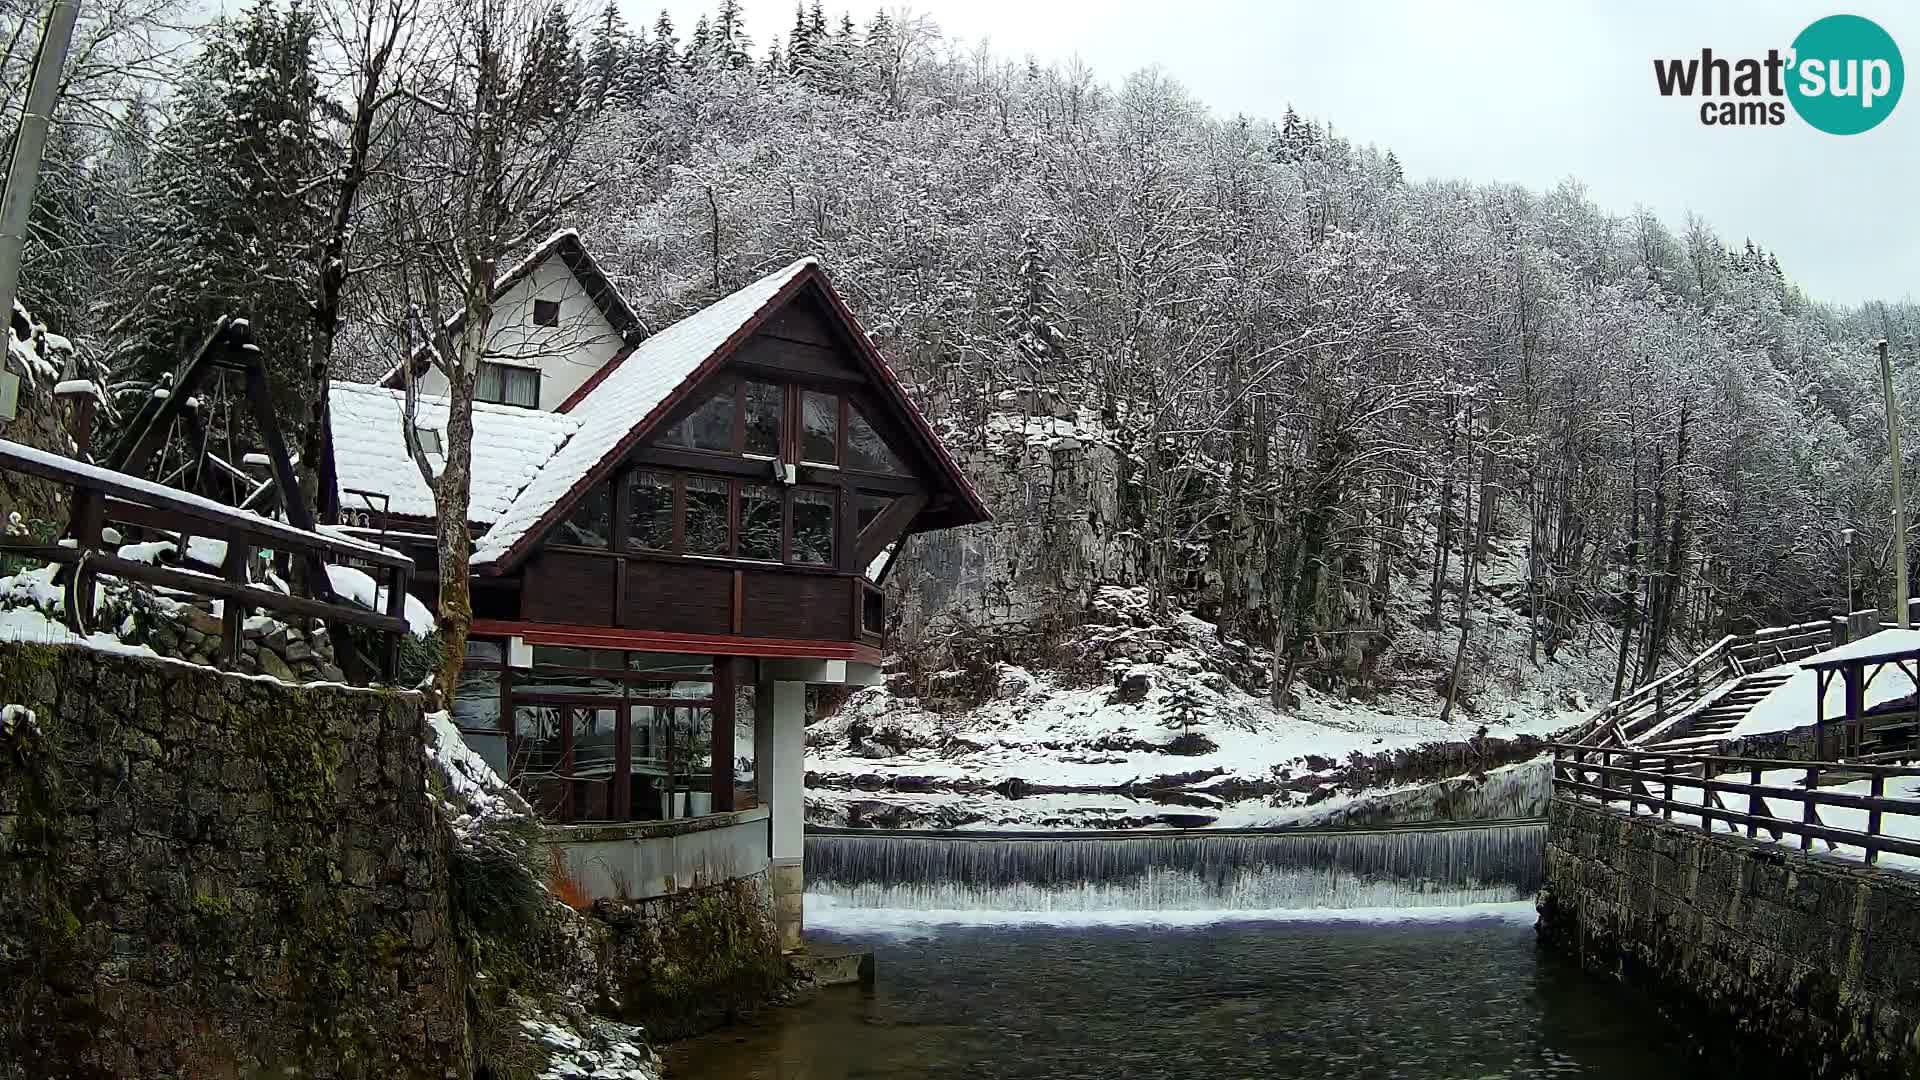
[413,257,626,411]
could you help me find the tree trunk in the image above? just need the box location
[435,255,497,701]
[1439,415,1481,725]
[1611,467,1643,701]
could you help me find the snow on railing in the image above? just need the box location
[0,437,414,683]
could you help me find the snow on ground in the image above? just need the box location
[425,708,531,832]
[0,563,409,691]
[327,563,436,635]
[520,1015,660,1080]
[809,572,1591,829]
[805,893,1537,934]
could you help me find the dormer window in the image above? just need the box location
[532,298,561,327]
[476,361,538,408]
[411,424,444,456]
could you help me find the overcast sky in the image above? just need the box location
[638,0,1915,308]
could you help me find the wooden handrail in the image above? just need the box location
[0,438,408,567]
[1550,741,1920,866]
[0,438,414,683]
[1571,617,1833,749]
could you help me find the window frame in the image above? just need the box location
[531,297,562,327]
[458,641,731,825]
[475,360,540,408]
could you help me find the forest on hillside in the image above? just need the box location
[6,0,1918,707]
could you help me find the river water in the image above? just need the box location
[665,902,1718,1079]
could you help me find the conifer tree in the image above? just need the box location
[584,0,628,109]
[518,5,583,121]
[712,0,752,70]
[787,2,813,74]
[617,23,652,102]
[650,10,679,87]
[686,15,710,72]
[111,0,327,423]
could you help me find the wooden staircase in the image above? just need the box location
[1651,669,1797,750]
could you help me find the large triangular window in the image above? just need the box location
[845,405,905,475]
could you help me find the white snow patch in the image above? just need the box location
[1,703,37,736]
[519,1016,659,1080]
[326,564,435,636]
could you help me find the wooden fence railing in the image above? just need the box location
[0,437,412,682]
[1549,742,1920,866]
[1573,620,1833,749]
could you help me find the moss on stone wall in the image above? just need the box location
[595,876,789,1043]
[0,645,468,1079]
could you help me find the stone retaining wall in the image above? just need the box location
[0,643,467,1078]
[1540,796,1920,1079]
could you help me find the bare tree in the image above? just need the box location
[296,0,432,504]
[392,0,593,697]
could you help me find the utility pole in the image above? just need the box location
[1880,339,1908,628]
[0,0,81,330]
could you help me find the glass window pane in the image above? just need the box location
[857,496,892,534]
[846,406,905,474]
[739,483,781,561]
[684,477,730,555]
[687,386,736,452]
[802,391,838,464]
[793,489,835,566]
[505,367,539,407]
[625,470,673,551]
[743,381,781,456]
[511,704,568,819]
[629,704,671,820]
[627,679,716,700]
[453,665,501,730]
[733,680,757,809]
[465,639,504,665]
[557,482,611,547]
[476,362,504,404]
[571,707,621,780]
[533,645,621,669]
[626,652,714,676]
[515,672,625,697]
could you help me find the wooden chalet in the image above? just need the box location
[322,234,989,848]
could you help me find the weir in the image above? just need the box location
[805,819,1546,911]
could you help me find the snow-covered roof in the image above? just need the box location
[328,381,580,523]
[471,257,818,566]
[1723,628,1920,741]
[376,228,642,388]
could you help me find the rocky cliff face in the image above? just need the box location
[894,407,1142,652]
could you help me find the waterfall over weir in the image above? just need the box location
[805,821,1546,911]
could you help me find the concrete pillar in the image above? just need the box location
[756,678,806,951]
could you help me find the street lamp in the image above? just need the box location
[1842,527,1856,615]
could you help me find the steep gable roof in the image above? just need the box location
[377,229,643,388]
[328,381,580,523]
[471,258,991,572]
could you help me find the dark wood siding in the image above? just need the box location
[758,297,838,347]
[732,334,866,384]
[623,559,732,634]
[521,551,615,625]
[742,569,849,640]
